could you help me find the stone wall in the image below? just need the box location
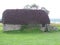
[39,24,58,32]
[40,24,50,32]
[3,24,57,32]
[3,24,22,31]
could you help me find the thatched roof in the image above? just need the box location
[2,9,50,24]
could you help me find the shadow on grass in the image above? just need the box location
[3,29,60,34]
[3,29,43,34]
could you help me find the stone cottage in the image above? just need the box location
[2,9,50,31]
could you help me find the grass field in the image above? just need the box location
[0,23,60,45]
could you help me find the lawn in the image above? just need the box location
[0,23,60,45]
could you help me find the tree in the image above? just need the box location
[41,7,49,14]
[24,4,39,9]
[30,4,39,9]
[24,5,30,9]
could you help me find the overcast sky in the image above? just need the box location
[0,0,60,19]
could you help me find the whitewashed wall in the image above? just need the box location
[3,24,22,31]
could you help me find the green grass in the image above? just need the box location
[0,23,60,45]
